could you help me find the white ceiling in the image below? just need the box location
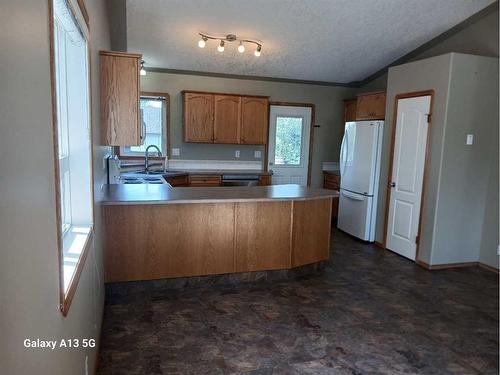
[126,0,494,83]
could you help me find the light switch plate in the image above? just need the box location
[171,148,180,156]
[466,134,474,145]
[497,244,500,256]
[235,150,240,158]
[254,150,262,159]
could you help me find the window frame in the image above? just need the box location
[49,0,94,317]
[118,91,171,159]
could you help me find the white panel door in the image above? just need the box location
[386,96,431,260]
[268,106,312,185]
[340,121,382,195]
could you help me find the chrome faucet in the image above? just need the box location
[145,145,162,172]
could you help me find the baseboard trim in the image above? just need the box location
[479,262,500,274]
[415,260,499,273]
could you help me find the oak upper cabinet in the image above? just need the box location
[240,97,269,145]
[213,95,241,143]
[183,91,269,145]
[183,92,214,142]
[100,51,142,146]
[355,91,386,120]
[343,98,357,122]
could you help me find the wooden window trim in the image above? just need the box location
[117,91,171,160]
[49,0,95,316]
[267,101,316,186]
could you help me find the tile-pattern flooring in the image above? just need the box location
[98,230,499,374]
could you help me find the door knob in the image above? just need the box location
[389,182,396,188]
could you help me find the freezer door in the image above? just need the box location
[337,189,373,241]
[340,121,381,195]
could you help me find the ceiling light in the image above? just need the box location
[197,32,263,56]
[198,36,207,48]
[254,45,262,57]
[217,40,225,52]
[140,60,147,76]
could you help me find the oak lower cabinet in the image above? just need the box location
[104,204,235,282]
[258,175,272,186]
[356,91,386,120]
[164,174,189,187]
[188,175,222,187]
[235,202,291,272]
[214,95,241,143]
[292,199,332,267]
[103,197,333,282]
[240,97,269,144]
[182,91,269,145]
[183,92,214,142]
[100,51,142,146]
[323,171,340,219]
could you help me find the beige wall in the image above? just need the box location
[378,53,498,268]
[0,0,110,373]
[379,54,453,263]
[359,8,499,269]
[140,72,356,187]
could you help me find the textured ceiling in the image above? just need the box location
[126,0,494,83]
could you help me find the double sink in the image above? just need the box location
[119,169,181,185]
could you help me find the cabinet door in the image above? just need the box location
[241,97,269,144]
[343,99,357,122]
[183,92,214,142]
[100,52,141,146]
[356,92,386,120]
[214,95,241,144]
[292,198,332,267]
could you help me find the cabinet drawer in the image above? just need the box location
[165,174,189,187]
[189,175,221,186]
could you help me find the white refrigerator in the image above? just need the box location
[337,121,383,242]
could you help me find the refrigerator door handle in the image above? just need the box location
[342,190,365,201]
[340,132,348,176]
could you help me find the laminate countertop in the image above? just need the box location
[102,184,338,205]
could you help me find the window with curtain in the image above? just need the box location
[52,0,93,305]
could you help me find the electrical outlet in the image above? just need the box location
[497,244,500,256]
[235,150,240,158]
[254,150,262,159]
[171,148,180,156]
[466,134,474,145]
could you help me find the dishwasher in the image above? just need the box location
[221,174,260,186]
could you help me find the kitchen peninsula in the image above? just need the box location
[102,184,337,283]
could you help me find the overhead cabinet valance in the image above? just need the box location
[183,91,269,145]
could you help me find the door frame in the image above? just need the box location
[266,101,315,186]
[381,90,435,263]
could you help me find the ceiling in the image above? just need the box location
[126,0,494,84]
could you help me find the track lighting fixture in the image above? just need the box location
[140,60,147,76]
[217,40,225,52]
[254,45,262,57]
[198,36,207,48]
[238,42,245,53]
[197,33,263,57]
